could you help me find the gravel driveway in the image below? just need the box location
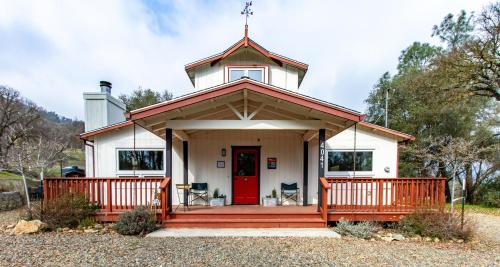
[1,209,499,266]
[1,232,499,266]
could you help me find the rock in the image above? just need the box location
[433,237,440,243]
[14,220,46,235]
[62,227,70,232]
[94,224,103,230]
[84,229,98,234]
[392,234,405,241]
[6,224,15,229]
[373,234,382,239]
[457,239,464,243]
[424,237,432,242]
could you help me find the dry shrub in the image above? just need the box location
[40,193,98,229]
[335,220,378,239]
[399,210,474,241]
[113,206,157,236]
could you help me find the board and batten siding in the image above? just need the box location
[193,48,300,91]
[188,130,303,205]
[85,125,398,205]
[307,126,399,204]
[86,126,184,190]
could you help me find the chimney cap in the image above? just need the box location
[100,81,112,87]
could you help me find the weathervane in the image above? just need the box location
[241,1,254,26]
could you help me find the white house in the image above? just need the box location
[79,26,414,209]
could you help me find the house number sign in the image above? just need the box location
[319,140,325,170]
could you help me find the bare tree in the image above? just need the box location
[7,132,38,210]
[0,86,39,167]
[407,136,493,212]
[33,125,69,179]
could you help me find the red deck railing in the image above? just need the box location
[43,177,171,221]
[324,177,446,213]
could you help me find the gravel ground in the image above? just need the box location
[0,209,499,266]
[0,233,498,266]
[469,212,500,244]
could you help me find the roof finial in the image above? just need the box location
[241,1,253,47]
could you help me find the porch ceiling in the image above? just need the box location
[130,79,362,141]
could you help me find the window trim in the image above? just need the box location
[224,65,269,84]
[325,149,374,177]
[116,148,166,176]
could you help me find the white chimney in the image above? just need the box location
[83,81,126,131]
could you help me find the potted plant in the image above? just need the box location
[263,188,278,207]
[209,188,226,207]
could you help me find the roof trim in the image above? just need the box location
[79,120,133,139]
[127,78,365,122]
[358,121,415,141]
[184,37,308,72]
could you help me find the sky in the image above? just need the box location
[0,0,494,119]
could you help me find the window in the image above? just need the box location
[327,150,373,172]
[228,67,264,82]
[118,150,164,171]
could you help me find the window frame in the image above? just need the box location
[116,148,166,176]
[325,149,374,177]
[224,65,269,84]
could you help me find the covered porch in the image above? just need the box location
[128,79,364,211]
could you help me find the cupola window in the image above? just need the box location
[227,66,267,83]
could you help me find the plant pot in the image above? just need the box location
[209,198,225,207]
[263,198,278,207]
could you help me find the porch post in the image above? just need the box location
[183,140,189,206]
[303,141,308,206]
[317,128,325,212]
[165,128,173,212]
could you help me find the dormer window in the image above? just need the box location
[225,66,269,83]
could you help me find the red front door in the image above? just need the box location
[232,147,259,205]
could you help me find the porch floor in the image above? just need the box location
[165,205,326,228]
[172,205,317,214]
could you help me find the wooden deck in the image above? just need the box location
[43,176,446,228]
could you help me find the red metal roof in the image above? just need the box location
[358,121,415,141]
[127,78,365,122]
[184,37,308,72]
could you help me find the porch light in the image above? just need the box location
[221,148,226,157]
[384,166,390,173]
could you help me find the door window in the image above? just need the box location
[236,152,256,176]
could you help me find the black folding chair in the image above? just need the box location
[281,183,300,206]
[190,183,209,206]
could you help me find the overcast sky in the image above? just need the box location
[0,0,494,119]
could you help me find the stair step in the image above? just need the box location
[163,217,326,228]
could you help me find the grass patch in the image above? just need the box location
[0,170,22,179]
[46,149,85,177]
[445,203,500,216]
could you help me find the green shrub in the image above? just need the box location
[113,206,157,236]
[41,193,98,229]
[335,220,377,239]
[79,217,96,228]
[271,188,277,198]
[398,211,474,241]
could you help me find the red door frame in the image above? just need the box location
[231,146,260,205]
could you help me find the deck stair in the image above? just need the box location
[163,206,326,228]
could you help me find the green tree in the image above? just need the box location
[364,4,499,204]
[119,87,173,111]
[432,10,474,49]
